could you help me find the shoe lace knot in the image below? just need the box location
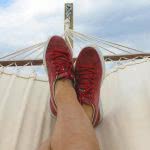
[50,50,72,76]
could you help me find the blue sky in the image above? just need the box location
[0,0,150,55]
[0,0,11,7]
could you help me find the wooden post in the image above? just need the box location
[64,3,74,48]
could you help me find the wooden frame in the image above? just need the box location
[0,53,149,67]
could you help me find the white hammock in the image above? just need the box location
[0,58,150,150]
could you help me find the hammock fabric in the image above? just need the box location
[0,60,150,150]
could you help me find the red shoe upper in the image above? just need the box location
[75,47,104,127]
[45,36,74,116]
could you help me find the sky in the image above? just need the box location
[0,0,150,55]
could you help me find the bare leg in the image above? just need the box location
[51,79,100,150]
[38,79,100,150]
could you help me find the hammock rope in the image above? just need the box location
[66,30,117,55]
[0,30,148,77]
[0,42,45,60]
[69,30,144,54]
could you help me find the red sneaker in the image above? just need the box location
[75,47,105,127]
[44,36,74,116]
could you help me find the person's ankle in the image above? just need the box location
[55,79,73,102]
[55,79,73,90]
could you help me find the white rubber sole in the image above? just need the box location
[43,37,51,74]
[82,45,106,126]
[95,46,106,125]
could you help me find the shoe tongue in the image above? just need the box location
[57,72,74,80]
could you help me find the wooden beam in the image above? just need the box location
[0,53,149,67]
[104,53,150,61]
[0,60,43,67]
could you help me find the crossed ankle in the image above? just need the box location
[55,79,75,100]
[55,78,73,92]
